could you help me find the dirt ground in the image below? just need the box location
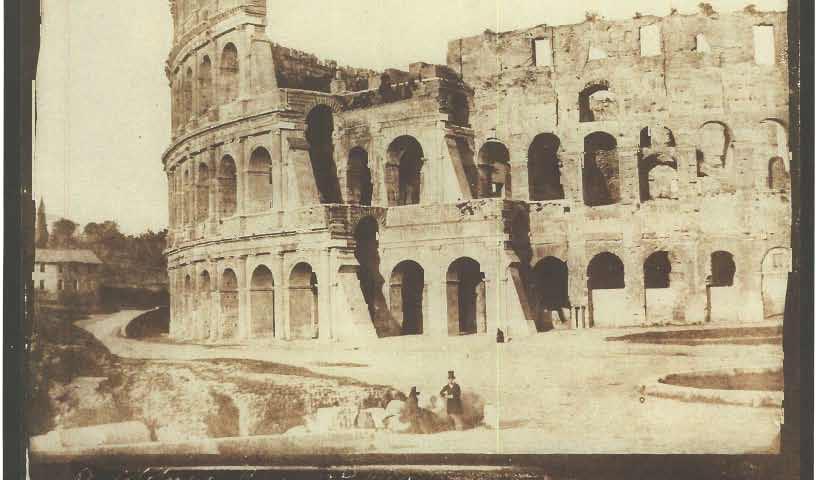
[76,310,784,454]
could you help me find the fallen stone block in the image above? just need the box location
[31,421,152,452]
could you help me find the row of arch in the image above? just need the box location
[168,112,790,229]
[173,42,240,129]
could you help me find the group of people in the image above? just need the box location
[398,370,466,434]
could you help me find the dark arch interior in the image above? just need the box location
[644,251,671,288]
[390,260,424,335]
[289,263,318,339]
[478,141,510,198]
[447,257,485,335]
[348,147,373,205]
[583,132,619,206]
[387,136,424,206]
[710,251,736,287]
[306,105,341,204]
[533,257,569,309]
[639,154,678,202]
[528,133,564,201]
[219,156,237,217]
[250,265,275,337]
[579,83,609,122]
[354,217,384,320]
[587,253,625,289]
[220,43,239,104]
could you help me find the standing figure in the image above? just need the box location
[440,370,464,430]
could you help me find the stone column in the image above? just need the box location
[271,130,284,211]
[275,252,286,339]
[236,137,248,217]
[318,249,333,341]
[237,255,249,339]
[207,147,218,234]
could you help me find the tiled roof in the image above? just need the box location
[35,249,103,265]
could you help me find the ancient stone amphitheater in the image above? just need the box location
[164,0,792,342]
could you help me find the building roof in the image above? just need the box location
[35,249,103,265]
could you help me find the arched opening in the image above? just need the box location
[250,265,275,337]
[289,263,318,339]
[198,55,213,114]
[247,147,273,213]
[761,247,791,319]
[768,157,790,191]
[696,121,731,176]
[579,82,615,122]
[183,169,192,225]
[531,257,569,331]
[220,268,239,339]
[390,261,425,335]
[583,132,619,206]
[707,251,737,322]
[218,155,237,218]
[198,270,212,339]
[449,92,470,126]
[446,257,486,335]
[182,67,194,123]
[644,251,671,289]
[197,163,210,222]
[639,154,678,201]
[528,133,564,201]
[639,126,676,150]
[386,136,424,206]
[305,105,341,203]
[477,141,511,198]
[183,274,193,336]
[587,252,625,328]
[347,147,373,205]
[220,43,240,104]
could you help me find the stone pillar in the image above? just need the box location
[275,252,286,339]
[684,247,707,324]
[271,130,284,211]
[236,138,247,216]
[618,148,640,204]
[562,152,583,204]
[237,256,249,339]
[318,249,333,341]
[426,275,448,337]
[207,148,218,234]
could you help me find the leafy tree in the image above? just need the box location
[50,219,78,248]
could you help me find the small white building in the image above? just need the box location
[33,249,103,306]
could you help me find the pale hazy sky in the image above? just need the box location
[33,0,787,234]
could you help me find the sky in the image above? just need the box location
[33,0,787,234]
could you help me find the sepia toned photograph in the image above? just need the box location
[15,0,805,477]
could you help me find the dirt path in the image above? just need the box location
[76,311,784,454]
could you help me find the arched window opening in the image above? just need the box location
[220,43,240,104]
[639,154,678,201]
[768,157,789,190]
[528,133,564,201]
[588,252,625,290]
[587,252,625,328]
[710,251,736,287]
[761,247,791,318]
[696,122,731,176]
[640,126,676,150]
[390,261,425,335]
[644,251,671,289]
[220,268,239,339]
[197,163,210,222]
[347,147,373,205]
[197,270,212,339]
[305,105,341,204]
[446,257,486,335]
[199,55,213,114]
[583,132,619,206]
[247,147,273,213]
[250,265,275,337]
[531,257,569,330]
[289,263,319,339]
[182,67,194,123]
[386,136,424,206]
[579,83,615,122]
[477,141,510,198]
[218,155,237,218]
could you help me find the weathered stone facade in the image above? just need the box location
[163,1,792,342]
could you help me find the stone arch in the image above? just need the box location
[531,256,569,331]
[639,126,676,149]
[477,140,511,198]
[198,55,213,114]
[760,119,790,190]
[247,146,273,212]
[446,257,487,336]
[306,105,342,203]
[198,270,212,339]
[579,81,615,122]
[760,246,791,319]
[289,262,318,339]
[182,67,194,123]
[528,133,564,201]
[390,260,425,335]
[250,264,275,337]
[768,156,790,190]
[639,153,678,201]
[707,250,737,323]
[220,268,239,339]
[386,136,424,206]
[220,43,240,104]
[587,252,625,328]
[347,147,373,205]
[696,121,732,176]
[644,251,671,289]
[218,155,237,218]
[196,163,210,222]
[583,132,620,206]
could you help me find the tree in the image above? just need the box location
[50,219,78,248]
[35,198,49,248]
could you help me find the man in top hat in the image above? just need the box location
[439,370,464,430]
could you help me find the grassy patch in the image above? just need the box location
[606,326,782,345]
